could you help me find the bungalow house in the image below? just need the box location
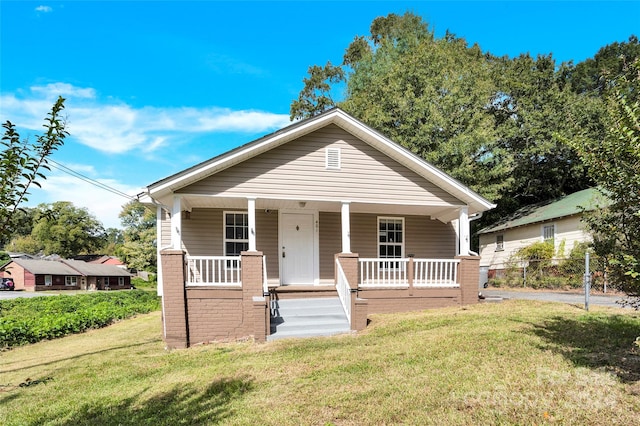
[0,258,132,291]
[478,187,609,281]
[139,108,495,348]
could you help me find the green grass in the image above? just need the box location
[0,300,639,425]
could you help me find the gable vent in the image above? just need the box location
[326,148,341,170]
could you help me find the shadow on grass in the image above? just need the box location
[1,339,161,374]
[36,376,254,425]
[530,313,640,383]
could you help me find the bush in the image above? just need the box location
[0,290,160,349]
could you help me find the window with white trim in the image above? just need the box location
[543,224,555,244]
[118,277,125,286]
[378,217,404,262]
[496,235,504,251]
[65,276,77,286]
[224,212,249,256]
[45,275,52,286]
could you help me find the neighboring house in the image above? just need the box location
[74,254,127,269]
[478,187,608,278]
[0,258,132,291]
[140,108,495,348]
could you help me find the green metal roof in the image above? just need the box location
[478,188,610,235]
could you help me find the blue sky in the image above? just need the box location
[1,1,638,229]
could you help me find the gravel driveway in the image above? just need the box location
[483,289,630,308]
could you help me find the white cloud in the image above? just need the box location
[1,83,291,154]
[35,5,52,13]
[31,82,95,99]
[27,169,142,229]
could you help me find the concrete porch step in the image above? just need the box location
[268,297,351,341]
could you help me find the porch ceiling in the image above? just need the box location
[179,194,463,222]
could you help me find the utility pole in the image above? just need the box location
[584,251,591,311]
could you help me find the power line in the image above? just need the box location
[46,159,137,201]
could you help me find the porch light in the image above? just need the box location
[298,201,306,208]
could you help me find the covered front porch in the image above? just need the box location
[160,193,474,283]
[157,194,480,347]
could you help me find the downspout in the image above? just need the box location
[467,212,483,256]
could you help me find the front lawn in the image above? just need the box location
[0,300,638,425]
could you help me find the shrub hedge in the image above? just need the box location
[0,290,160,349]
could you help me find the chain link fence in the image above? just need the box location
[489,256,609,291]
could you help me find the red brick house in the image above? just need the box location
[140,108,495,347]
[1,258,132,291]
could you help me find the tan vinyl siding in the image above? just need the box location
[319,212,341,280]
[405,216,457,258]
[179,125,460,206]
[256,210,279,280]
[160,209,172,248]
[182,208,223,256]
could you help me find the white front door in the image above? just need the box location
[281,212,315,285]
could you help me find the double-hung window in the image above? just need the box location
[224,212,249,256]
[378,217,404,268]
[496,235,504,251]
[65,276,77,286]
[543,224,555,244]
[45,275,52,286]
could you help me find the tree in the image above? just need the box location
[569,35,640,95]
[7,202,106,258]
[0,97,67,245]
[116,200,157,272]
[484,54,596,223]
[570,59,640,301]
[290,61,345,120]
[293,12,513,202]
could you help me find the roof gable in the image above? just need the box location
[179,124,462,207]
[142,108,495,215]
[478,188,610,234]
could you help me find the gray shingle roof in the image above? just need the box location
[62,259,132,277]
[10,259,80,275]
[5,258,132,277]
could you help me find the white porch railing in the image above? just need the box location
[359,258,408,288]
[335,258,352,322]
[186,256,242,287]
[359,258,460,288]
[413,259,460,287]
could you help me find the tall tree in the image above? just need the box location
[116,200,157,272]
[569,35,640,95]
[0,97,67,245]
[485,54,596,221]
[8,202,106,258]
[570,59,640,300]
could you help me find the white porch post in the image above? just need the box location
[458,206,470,256]
[341,201,351,254]
[171,196,182,250]
[247,197,257,251]
[156,205,164,297]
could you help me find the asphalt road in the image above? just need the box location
[483,289,630,308]
[0,291,57,300]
